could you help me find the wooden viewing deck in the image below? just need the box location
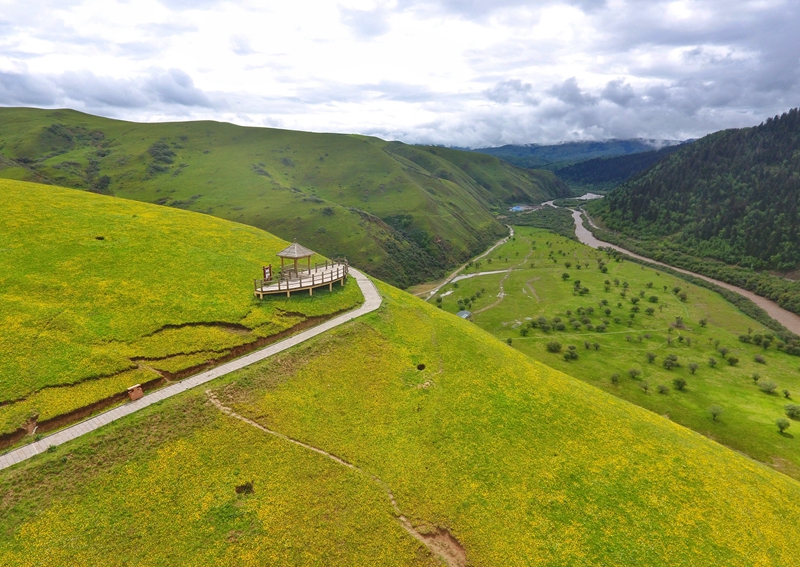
[254,260,349,298]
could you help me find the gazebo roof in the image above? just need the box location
[277,241,315,259]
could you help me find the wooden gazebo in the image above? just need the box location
[277,240,315,279]
[253,240,349,298]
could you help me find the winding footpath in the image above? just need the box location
[0,269,382,471]
[207,392,467,567]
[569,209,800,336]
[419,226,514,300]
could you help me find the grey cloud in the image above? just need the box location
[0,69,215,112]
[602,80,635,107]
[231,36,256,56]
[340,7,390,39]
[548,78,597,107]
[0,72,59,105]
[145,69,212,107]
[486,80,537,105]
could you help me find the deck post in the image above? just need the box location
[329,282,333,291]
[286,290,290,297]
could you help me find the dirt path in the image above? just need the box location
[524,278,541,302]
[206,391,467,567]
[473,247,534,316]
[417,226,514,300]
[570,209,800,336]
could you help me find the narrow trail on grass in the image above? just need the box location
[525,278,541,302]
[206,391,467,567]
[418,226,513,300]
[473,246,535,316]
[569,209,800,336]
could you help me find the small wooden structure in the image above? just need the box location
[127,384,144,401]
[254,241,348,298]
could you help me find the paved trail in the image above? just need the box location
[0,269,382,471]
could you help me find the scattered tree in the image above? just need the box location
[754,354,766,364]
[628,368,642,379]
[699,318,707,327]
[562,273,570,281]
[776,418,791,433]
[657,384,670,394]
[708,357,718,367]
[783,389,791,399]
[546,341,562,353]
[759,380,778,394]
[610,373,620,384]
[785,404,800,419]
[708,405,723,421]
[688,363,699,375]
[640,381,651,393]
[727,356,739,366]
[673,377,687,391]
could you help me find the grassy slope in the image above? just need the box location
[2,283,800,565]
[0,107,569,288]
[434,226,800,478]
[0,180,361,434]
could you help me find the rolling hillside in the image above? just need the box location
[0,180,362,445]
[2,281,800,565]
[0,107,569,288]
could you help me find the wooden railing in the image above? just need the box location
[254,260,349,292]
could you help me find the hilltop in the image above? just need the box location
[0,107,569,288]
[0,180,362,446]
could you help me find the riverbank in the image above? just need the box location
[570,209,800,336]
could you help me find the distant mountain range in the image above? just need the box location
[471,139,686,170]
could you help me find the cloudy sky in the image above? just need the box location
[1,0,798,147]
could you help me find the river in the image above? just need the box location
[569,209,800,336]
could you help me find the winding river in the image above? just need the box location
[569,209,800,336]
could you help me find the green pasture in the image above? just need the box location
[0,107,568,287]
[0,180,361,436]
[2,282,800,565]
[433,226,800,478]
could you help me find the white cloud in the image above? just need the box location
[0,0,797,146]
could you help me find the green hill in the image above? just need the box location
[2,281,800,565]
[0,107,569,288]
[0,180,362,445]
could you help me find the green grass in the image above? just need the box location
[0,180,361,436]
[432,227,800,478]
[0,107,569,288]
[2,282,800,565]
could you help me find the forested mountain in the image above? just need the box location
[556,143,687,192]
[472,139,671,169]
[592,109,800,271]
[0,107,569,288]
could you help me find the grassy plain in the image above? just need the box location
[0,180,361,437]
[0,107,569,287]
[434,226,800,477]
[2,283,800,565]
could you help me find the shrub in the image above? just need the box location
[751,372,761,383]
[673,377,687,391]
[662,354,679,370]
[562,273,570,281]
[785,404,800,419]
[646,352,656,363]
[640,381,651,393]
[783,389,791,399]
[754,354,765,364]
[645,307,655,315]
[727,356,739,366]
[520,328,529,337]
[506,338,513,345]
[718,346,730,357]
[648,296,658,303]
[708,405,723,421]
[546,341,562,353]
[699,318,707,327]
[688,363,698,375]
[657,384,669,395]
[593,342,600,350]
[708,357,718,367]
[776,418,791,433]
[628,368,642,379]
[759,380,778,394]
[555,323,566,331]
[610,373,620,384]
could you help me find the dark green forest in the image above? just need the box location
[592,108,800,271]
[556,144,686,192]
